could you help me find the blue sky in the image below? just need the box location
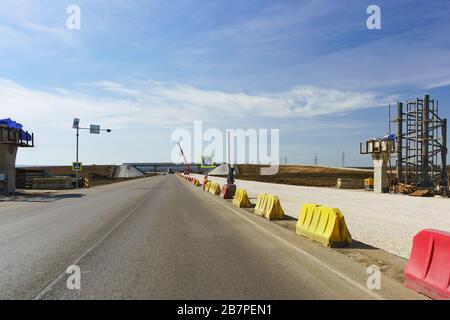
[1,0,449,166]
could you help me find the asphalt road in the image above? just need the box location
[0,175,422,300]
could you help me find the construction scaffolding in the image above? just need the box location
[392,95,448,193]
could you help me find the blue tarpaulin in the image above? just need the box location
[0,118,32,141]
[382,134,396,141]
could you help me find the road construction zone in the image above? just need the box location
[178,172,450,301]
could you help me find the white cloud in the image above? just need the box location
[79,81,141,96]
[0,77,390,130]
[424,80,450,89]
[0,1,80,48]
[0,25,30,47]
[21,20,77,45]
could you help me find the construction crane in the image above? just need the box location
[177,140,191,175]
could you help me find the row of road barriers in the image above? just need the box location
[232,189,252,208]
[254,194,285,221]
[208,182,221,195]
[296,204,352,247]
[178,173,450,300]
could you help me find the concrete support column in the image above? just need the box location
[373,155,388,193]
[0,144,18,194]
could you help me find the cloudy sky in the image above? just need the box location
[1,0,450,166]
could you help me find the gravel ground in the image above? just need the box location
[114,165,144,178]
[192,174,450,259]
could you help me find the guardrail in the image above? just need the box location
[0,126,34,147]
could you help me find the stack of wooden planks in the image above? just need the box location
[32,176,73,190]
[16,168,44,189]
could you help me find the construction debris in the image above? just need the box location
[16,168,44,189]
[409,189,433,197]
[336,178,364,189]
[32,177,73,190]
[396,183,417,195]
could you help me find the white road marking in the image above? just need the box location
[32,190,155,300]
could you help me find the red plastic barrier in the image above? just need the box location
[220,184,237,199]
[404,229,450,300]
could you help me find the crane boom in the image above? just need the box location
[177,142,191,174]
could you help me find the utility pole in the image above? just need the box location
[76,125,79,188]
[76,126,79,163]
[342,151,346,168]
[227,130,231,165]
[72,118,112,188]
[314,154,318,166]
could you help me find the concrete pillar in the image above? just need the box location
[0,144,18,194]
[373,154,388,193]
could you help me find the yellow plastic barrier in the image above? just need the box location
[232,189,252,208]
[254,193,285,220]
[207,182,214,193]
[204,181,211,191]
[364,178,374,190]
[254,193,268,216]
[209,183,221,195]
[194,179,202,187]
[296,204,352,247]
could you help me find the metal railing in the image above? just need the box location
[0,126,34,147]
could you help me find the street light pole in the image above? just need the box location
[76,126,79,163]
[72,118,111,189]
[75,120,80,189]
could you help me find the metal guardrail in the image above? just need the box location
[19,131,34,147]
[0,126,34,147]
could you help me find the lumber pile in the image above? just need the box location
[16,168,44,189]
[396,183,417,194]
[32,176,73,190]
[409,189,433,197]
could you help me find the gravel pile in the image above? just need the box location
[114,165,144,178]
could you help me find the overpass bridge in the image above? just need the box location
[125,163,217,174]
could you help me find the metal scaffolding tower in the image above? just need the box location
[395,95,448,191]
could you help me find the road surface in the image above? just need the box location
[0,175,422,300]
[191,173,450,259]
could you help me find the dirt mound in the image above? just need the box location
[228,164,373,188]
[34,165,116,179]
